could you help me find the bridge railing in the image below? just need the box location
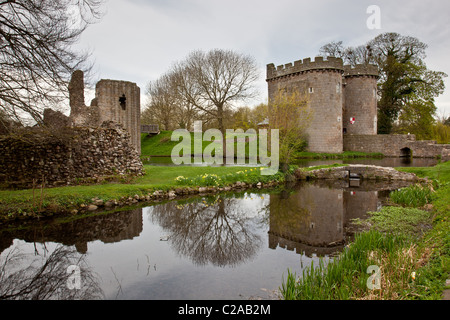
[141,124,160,134]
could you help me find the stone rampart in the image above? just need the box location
[343,134,450,158]
[267,56,344,80]
[0,122,143,189]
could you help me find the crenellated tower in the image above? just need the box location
[266,56,379,153]
[342,64,379,135]
[267,56,345,153]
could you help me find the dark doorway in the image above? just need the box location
[119,94,127,110]
[400,147,412,158]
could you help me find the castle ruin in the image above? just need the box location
[68,70,141,153]
[267,56,450,159]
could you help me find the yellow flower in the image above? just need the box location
[411,272,416,280]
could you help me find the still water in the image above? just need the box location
[0,179,412,300]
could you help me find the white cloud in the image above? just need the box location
[76,0,450,114]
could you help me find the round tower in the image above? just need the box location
[266,56,344,153]
[342,64,379,135]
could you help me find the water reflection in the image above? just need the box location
[0,180,415,299]
[0,245,103,300]
[0,208,143,255]
[268,181,397,257]
[148,195,263,267]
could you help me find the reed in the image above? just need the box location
[390,183,435,207]
[280,230,413,300]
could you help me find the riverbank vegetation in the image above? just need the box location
[280,160,449,300]
[0,164,292,223]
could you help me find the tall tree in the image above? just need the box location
[143,74,180,131]
[171,49,260,137]
[0,0,103,126]
[319,32,447,135]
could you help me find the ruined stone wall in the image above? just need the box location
[95,79,141,153]
[66,71,141,153]
[0,122,143,189]
[343,134,450,158]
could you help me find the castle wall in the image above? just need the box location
[267,57,344,153]
[0,122,143,189]
[343,65,378,135]
[95,80,141,153]
[343,134,450,158]
[66,71,141,154]
[306,69,343,153]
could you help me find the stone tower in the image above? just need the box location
[266,56,344,153]
[68,71,141,153]
[94,79,141,153]
[342,64,378,135]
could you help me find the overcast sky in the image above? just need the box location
[76,0,450,117]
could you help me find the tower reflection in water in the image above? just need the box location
[268,180,398,257]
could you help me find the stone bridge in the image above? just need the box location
[295,164,420,182]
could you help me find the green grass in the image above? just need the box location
[281,230,414,300]
[141,131,384,160]
[357,206,433,237]
[281,160,450,300]
[141,131,183,156]
[140,131,260,157]
[396,160,450,182]
[390,183,436,208]
[0,164,285,221]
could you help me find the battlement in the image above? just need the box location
[266,56,344,80]
[343,64,378,78]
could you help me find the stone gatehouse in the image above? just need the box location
[266,56,449,159]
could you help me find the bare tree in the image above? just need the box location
[143,74,179,130]
[172,49,260,138]
[0,245,103,300]
[319,41,374,66]
[0,0,103,126]
[143,71,200,131]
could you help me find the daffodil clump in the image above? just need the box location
[194,173,222,187]
[174,167,268,187]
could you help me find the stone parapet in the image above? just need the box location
[266,56,344,81]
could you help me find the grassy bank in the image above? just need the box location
[0,164,288,223]
[280,161,450,300]
[140,131,384,159]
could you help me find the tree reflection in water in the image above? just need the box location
[149,195,263,267]
[0,244,103,300]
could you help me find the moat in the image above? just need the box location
[0,177,414,300]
